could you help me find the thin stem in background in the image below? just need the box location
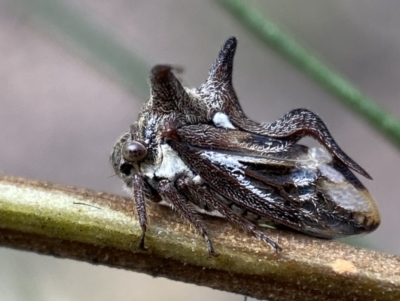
[15,0,150,98]
[215,0,400,148]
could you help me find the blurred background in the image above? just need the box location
[1,0,400,300]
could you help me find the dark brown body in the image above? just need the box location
[111,37,380,254]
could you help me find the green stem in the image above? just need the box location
[1,175,399,300]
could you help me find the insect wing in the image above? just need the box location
[166,125,380,238]
[175,124,313,166]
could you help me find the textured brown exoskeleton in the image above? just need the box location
[111,37,380,254]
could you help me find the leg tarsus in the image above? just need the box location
[176,176,281,252]
[138,226,148,251]
[157,179,218,256]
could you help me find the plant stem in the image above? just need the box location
[0,175,399,301]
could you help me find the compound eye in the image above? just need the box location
[122,141,147,162]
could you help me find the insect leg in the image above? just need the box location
[157,179,217,256]
[176,177,282,252]
[131,174,148,250]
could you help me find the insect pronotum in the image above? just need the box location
[111,37,380,255]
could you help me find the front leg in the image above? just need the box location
[157,179,217,256]
[130,174,148,250]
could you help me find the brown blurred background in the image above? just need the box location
[1,1,400,300]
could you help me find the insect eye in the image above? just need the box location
[122,141,147,162]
